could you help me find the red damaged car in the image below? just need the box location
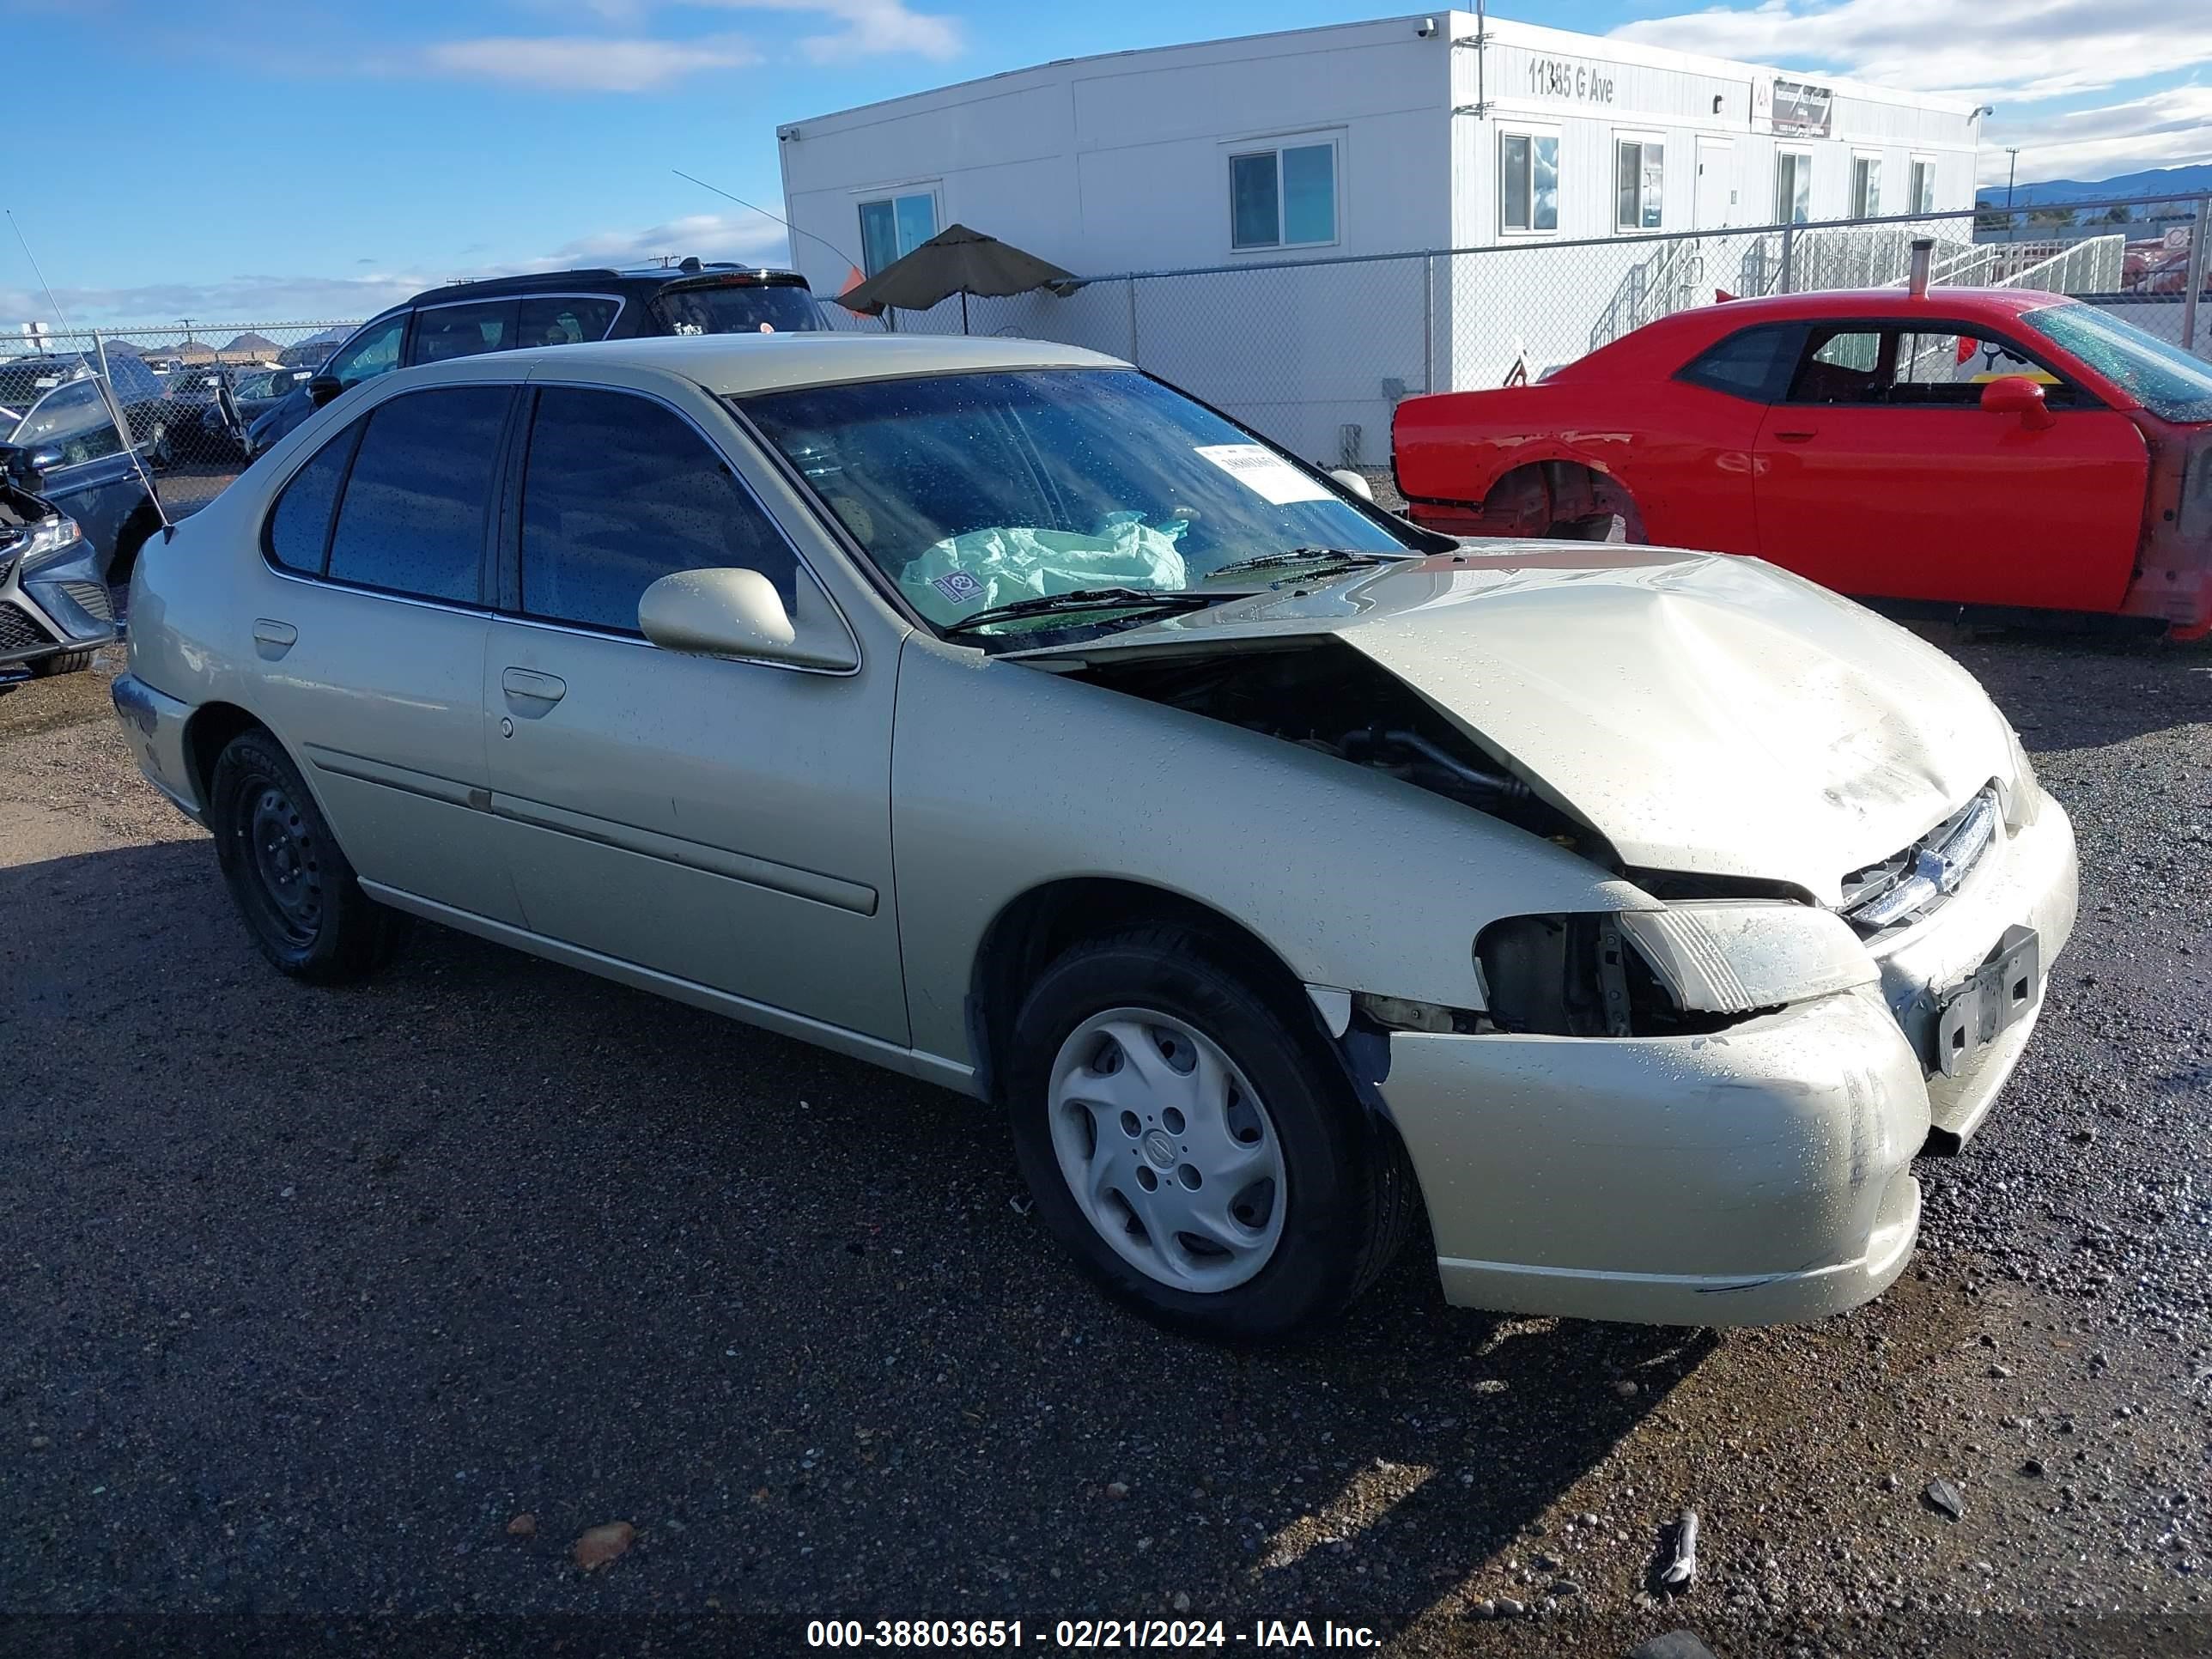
[1392,288,2212,639]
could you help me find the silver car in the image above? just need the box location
[112,335,2078,1340]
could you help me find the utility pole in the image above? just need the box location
[2005,149,2021,245]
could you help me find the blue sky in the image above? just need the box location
[3,0,2207,325]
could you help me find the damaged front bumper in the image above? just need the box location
[1381,988,1929,1326]
[1376,798,2076,1328]
[1868,796,2078,1146]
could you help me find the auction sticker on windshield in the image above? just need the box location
[1194,444,1334,506]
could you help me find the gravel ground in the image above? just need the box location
[0,627,2207,1659]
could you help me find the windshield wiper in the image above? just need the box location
[940,586,1219,638]
[1204,547,1404,580]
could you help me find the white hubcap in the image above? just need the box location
[1047,1007,1285,1293]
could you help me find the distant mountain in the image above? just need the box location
[222,331,282,356]
[1984,164,2212,207]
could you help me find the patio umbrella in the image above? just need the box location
[836,223,1079,333]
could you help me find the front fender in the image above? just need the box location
[889,634,1653,1068]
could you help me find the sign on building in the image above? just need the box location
[1771,78,1833,137]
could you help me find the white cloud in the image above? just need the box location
[1980,84,2212,183]
[422,32,758,91]
[737,0,963,63]
[1611,0,2212,103]
[534,0,963,63]
[546,210,791,267]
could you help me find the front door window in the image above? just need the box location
[324,313,408,389]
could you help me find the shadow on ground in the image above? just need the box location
[2,836,1709,1632]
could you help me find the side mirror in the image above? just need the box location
[1979,374,2056,431]
[638,567,855,670]
[307,374,343,410]
[1329,467,1376,502]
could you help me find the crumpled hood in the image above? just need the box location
[1012,547,2019,902]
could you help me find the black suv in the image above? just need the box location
[247,260,823,453]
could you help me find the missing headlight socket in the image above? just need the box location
[1474,913,1749,1038]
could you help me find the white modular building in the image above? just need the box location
[775,12,1986,461]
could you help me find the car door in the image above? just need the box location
[1751,319,2148,610]
[250,380,522,924]
[480,374,904,1042]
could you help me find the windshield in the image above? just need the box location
[0,358,86,427]
[651,281,823,336]
[9,379,124,463]
[740,368,1423,638]
[2019,302,2212,423]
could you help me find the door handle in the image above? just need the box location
[1771,429,1819,444]
[501,666,567,713]
[251,618,297,659]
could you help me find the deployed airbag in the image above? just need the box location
[898,514,1188,625]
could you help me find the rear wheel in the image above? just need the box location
[28,650,94,677]
[1006,925,1417,1341]
[209,728,408,981]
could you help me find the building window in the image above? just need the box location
[1774,150,1813,224]
[1850,155,1882,218]
[1909,157,1936,215]
[1615,137,1664,231]
[858,191,938,276]
[1500,131,1559,234]
[1229,142,1337,250]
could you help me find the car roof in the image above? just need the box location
[1689,287,2070,324]
[404,263,810,308]
[1553,286,2084,382]
[489,331,1130,395]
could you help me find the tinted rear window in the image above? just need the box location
[650,282,822,335]
[325,387,508,603]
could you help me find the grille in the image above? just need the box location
[56,580,112,623]
[1839,786,2001,936]
[0,600,54,653]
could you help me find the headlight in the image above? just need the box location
[1618,902,1875,1016]
[1477,903,1875,1037]
[19,514,84,571]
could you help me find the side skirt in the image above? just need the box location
[360,881,980,1097]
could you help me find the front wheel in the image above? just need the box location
[209,727,409,981]
[1006,926,1417,1342]
[29,650,94,677]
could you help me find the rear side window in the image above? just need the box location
[265,423,357,574]
[410,300,517,364]
[326,387,508,603]
[518,296,620,347]
[519,387,796,633]
[1678,325,1797,400]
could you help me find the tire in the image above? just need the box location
[1006,924,1417,1342]
[29,650,94,677]
[209,727,409,982]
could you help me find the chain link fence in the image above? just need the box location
[0,322,355,519]
[7,193,2203,524]
[830,193,2202,465]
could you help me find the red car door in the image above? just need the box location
[1751,321,2148,611]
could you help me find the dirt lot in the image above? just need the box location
[2,629,2208,1658]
